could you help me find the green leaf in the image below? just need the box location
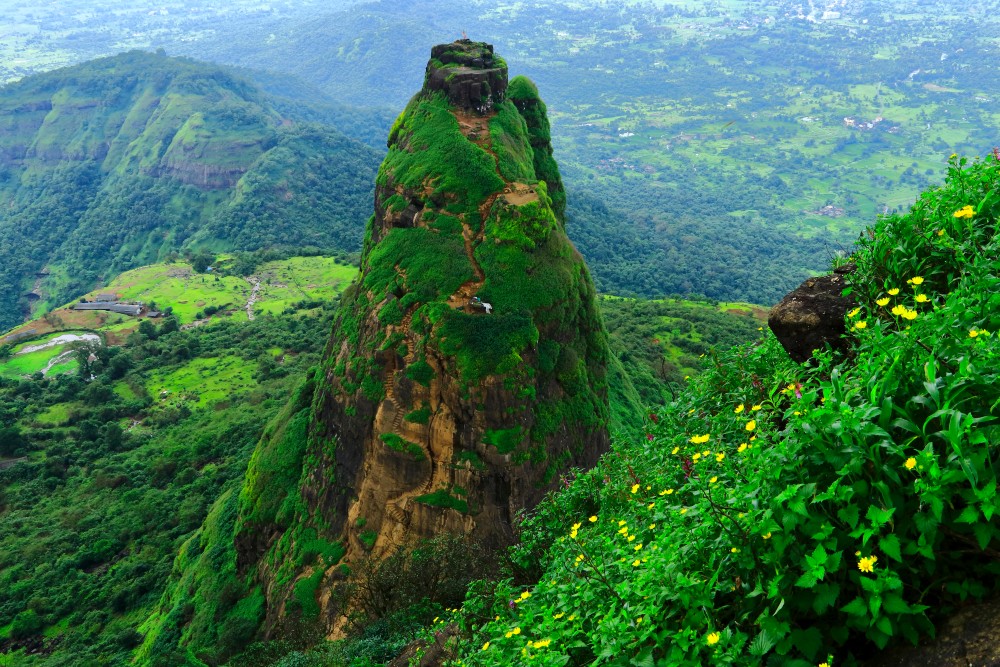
[790,627,824,660]
[748,630,776,657]
[866,506,895,528]
[883,593,910,615]
[629,647,655,667]
[974,523,994,551]
[869,594,882,618]
[806,544,827,569]
[956,506,980,524]
[841,597,868,617]
[874,614,893,638]
[837,505,860,529]
[795,572,819,589]
[879,534,902,562]
[811,582,841,614]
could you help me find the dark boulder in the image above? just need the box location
[768,264,856,363]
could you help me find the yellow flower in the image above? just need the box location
[618,526,628,535]
[618,519,627,526]
[876,297,890,307]
[710,476,718,484]
[763,532,772,539]
[858,555,878,573]
[902,308,918,321]
[634,543,643,551]
[716,452,725,462]
[519,591,531,600]
[631,484,640,494]
[905,457,917,470]
[752,404,762,411]
[938,229,945,236]
[888,288,900,296]
[854,321,867,330]
[954,205,975,219]
[706,632,721,646]
[702,449,711,457]
[482,642,490,651]
[628,535,636,542]
[820,663,830,667]
[848,307,861,317]
[915,294,929,303]
[647,502,655,510]
[531,638,552,649]
[970,329,980,338]
[553,612,564,619]
[589,515,598,522]
[680,508,688,514]
[690,433,710,444]
[692,453,701,461]
[671,446,680,454]
[745,420,756,432]
[632,559,641,566]
[738,443,748,453]
[649,523,656,529]
[910,276,924,285]
[734,404,745,414]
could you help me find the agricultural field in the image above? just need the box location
[0,255,356,379]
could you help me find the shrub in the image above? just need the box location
[447,155,1000,665]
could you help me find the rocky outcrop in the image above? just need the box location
[424,40,508,112]
[768,264,857,363]
[234,41,611,638]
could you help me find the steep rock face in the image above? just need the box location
[424,40,508,112]
[235,41,611,635]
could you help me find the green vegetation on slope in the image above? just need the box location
[0,50,378,332]
[0,296,339,666]
[440,154,1000,665]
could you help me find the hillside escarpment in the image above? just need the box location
[235,39,611,636]
[0,51,379,331]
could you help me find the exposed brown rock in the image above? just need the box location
[424,40,508,112]
[867,598,1000,667]
[238,41,610,641]
[768,264,857,363]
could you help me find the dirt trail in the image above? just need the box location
[245,277,261,321]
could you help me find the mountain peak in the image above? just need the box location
[424,39,508,112]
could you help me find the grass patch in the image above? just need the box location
[482,427,522,454]
[145,355,255,410]
[414,488,470,514]
[380,433,425,460]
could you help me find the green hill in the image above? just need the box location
[0,50,380,332]
[0,280,346,666]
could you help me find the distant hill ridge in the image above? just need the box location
[0,50,381,332]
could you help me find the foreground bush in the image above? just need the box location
[443,154,1000,665]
